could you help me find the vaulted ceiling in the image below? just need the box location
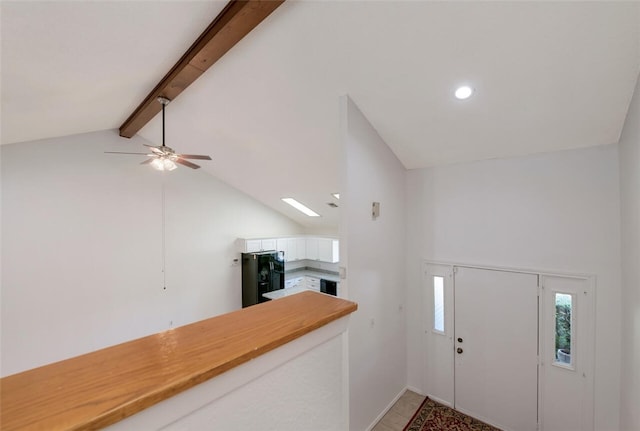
[2,1,639,230]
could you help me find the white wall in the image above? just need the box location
[0,130,304,376]
[618,73,640,431]
[341,96,407,431]
[107,317,350,431]
[405,145,622,430]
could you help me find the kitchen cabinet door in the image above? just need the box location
[306,238,319,260]
[240,238,278,253]
[318,239,339,263]
[295,238,307,260]
[261,238,276,251]
[286,238,298,261]
[245,240,262,253]
[306,276,320,291]
[276,238,289,261]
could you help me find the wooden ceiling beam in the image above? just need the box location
[119,0,285,138]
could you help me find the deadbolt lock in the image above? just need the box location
[457,347,463,354]
[457,337,463,343]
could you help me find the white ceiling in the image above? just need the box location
[2,1,639,231]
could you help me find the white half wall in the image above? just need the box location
[618,73,640,431]
[106,317,350,431]
[341,96,407,431]
[0,130,304,376]
[405,144,622,430]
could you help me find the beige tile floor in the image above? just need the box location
[372,390,426,431]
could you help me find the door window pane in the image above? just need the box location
[433,276,445,333]
[554,293,573,367]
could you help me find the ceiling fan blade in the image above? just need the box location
[140,158,156,165]
[175,158,201,169]
[105,152,152,155]
[176,154,212,160]
[142,144,164,154]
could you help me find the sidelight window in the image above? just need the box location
[554,293,574,368]
[433,276,445,333]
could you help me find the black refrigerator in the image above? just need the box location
[241,251,285,308]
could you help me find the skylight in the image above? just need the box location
[281,198,320,217]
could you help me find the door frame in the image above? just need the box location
[422,260,595,431]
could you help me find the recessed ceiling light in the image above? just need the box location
[332,193,340,200]
[455,85,474,100]
[281,198,320,217]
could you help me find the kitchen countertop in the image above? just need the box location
[263,286,312,300]
[285,270,340,283]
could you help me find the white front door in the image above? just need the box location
[454,267,539,431]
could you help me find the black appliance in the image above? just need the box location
[320,279,337,296]
[241,251,285,308]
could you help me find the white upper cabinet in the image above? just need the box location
[238,238,278,253]
[318,238,339,263]
[304,238,338,262]
[286,238,305,261]
[277,238,303,262]
[238,236,338,263]
[276,238,288,260]
[295,238,307,260]
[306,238,319,260]
[261,238,276,251]
[245,239,262,253]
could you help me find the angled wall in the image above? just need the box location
[341,96,407,431]
[0,130,304,376]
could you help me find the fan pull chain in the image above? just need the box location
[161,175,167,291]
[162,101,165,148]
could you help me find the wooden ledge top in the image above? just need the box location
[0,292,357,431]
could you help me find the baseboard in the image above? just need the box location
[365,386,410,431]
[405,386,453,408]
[425,393,452,408]
[405,385,424,396]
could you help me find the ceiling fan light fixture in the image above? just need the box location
[163,159,177,171]
[151,158,165,171]
[151,157,177,171]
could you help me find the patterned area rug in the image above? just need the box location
[403,397,502,431]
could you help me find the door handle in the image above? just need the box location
[457,348,463,354]
[457,337,463,343]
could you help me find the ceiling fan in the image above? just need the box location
[107,97,212,171]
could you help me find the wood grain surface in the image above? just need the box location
[119,0,285,138]
[0,291,357,430]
